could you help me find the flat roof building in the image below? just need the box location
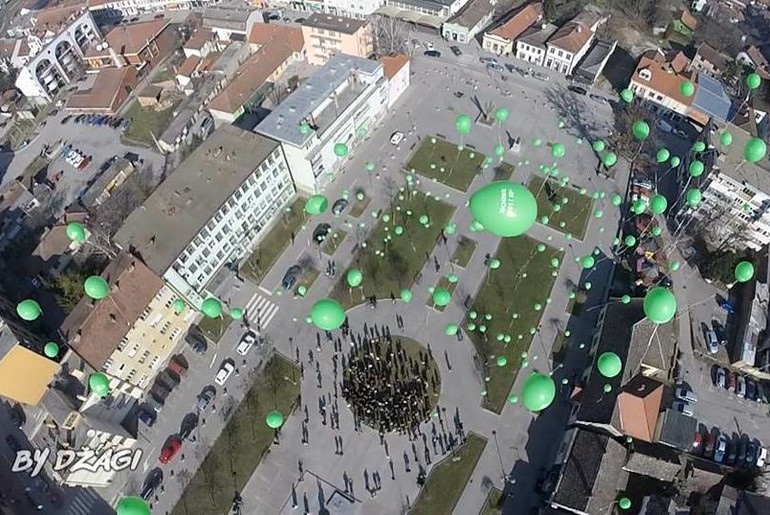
[301,14,374,65]
[256,54,387,194]
[115,125,295,307]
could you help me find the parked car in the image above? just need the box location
[236,331,257,356]
[567,85,587,95]
[141,468,163,500]
[706,330,719,354]
[675,386,698,403]
[150,383,170,404]
[159,437,182,464]
[144,397,164,414]
[738,436,748,465]
[719,299,737,314]
[167,356,188,378]
[138,408,155,427]
[196,387,215,411]
[673,400,693,416]
[390,131,404,145]
[746,441,760,467]
[282,265,301,290]
[703,432,716,459]
[726,436,739,465]
[510,137,522,154]
[692,432,703,455]
[214,361,235,386]
[714,366,727,389]
[589,93,608,104]
[450,45,461,56]
[454,91,465,98]
[479,57,498,65]
[746,378,759,401]
[332,198,348,215]
[424,50,441,58]
[156,370,179,390]
[185,330,207,354]
[486,62,504,72]
[656,119,673,133]
[312,223,331,244]
[737,376,747,398]
[715,434,729,463]
[757,447,768,467]
[672,128,688,138]
[531,71,550,81]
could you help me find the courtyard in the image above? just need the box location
[528,175,594,240]
[405,136,487,192]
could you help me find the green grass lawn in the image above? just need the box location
[411,433,487,515]
[480,488,504,515]
[321,229,347,256]
[121,99,180,147]
[405,136,486,192]
[427,277,456,312]
[331,192,455,309]
[197,314,232,343]
[241,198,307,286]
[451,236,477,268]
[493,162,516,181]
[173,354,299,515]
[349,194,371,218]
[469,235,562,413]
[527,175,593,240]
[294,266,319,296]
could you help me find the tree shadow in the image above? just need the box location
[602,47,637,91]
[542,85,604,143]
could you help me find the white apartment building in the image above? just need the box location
[256,53,388,194]
[543,10,605,76]
[89,0,214,23]
[516,23,557,66]
[14,10,99,102]
[303,0,384,18]
[115,125,295,308]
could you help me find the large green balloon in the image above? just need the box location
[468,181,537,237]
[304,195,328,215]
[400,289,412,302]
[720,131,733,147]
[116,496,151,515]
[346,268,363,287]
[44,341,59,358]
[747,72,762,90]
[688,160,704,177]
[455,114,472,135]
[597,352,623,378]
[84,276,110,300]
[735,261,755,283]
[432,288,451,307]
[495,107,509,122]
[299,122,312,135]
[603,152,617,167]
[551,142,566,158]
[334,143,349,157]
[310,298,346,331]
[643,287,677,324]
[89,372,110,397]
[618,497,632,510]
[16,299,41,321]
[686,188,702,207]
[521,372,556,412]
[745,138,767,163]
[649,194,667,215]
[66,222,86,242]
[265,410,284,429]
[656,148,670,163]
[581,255,595,269]
[632,120,650,140]
[445,323,459,336]
[200,298,222,318]
[680,80,695,97]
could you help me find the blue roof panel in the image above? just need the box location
[693,72,732,122]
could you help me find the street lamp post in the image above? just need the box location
[491,430,506,482]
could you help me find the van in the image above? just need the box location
[675,386,698,403]
[673,400,694,416]
[656,119,673,133]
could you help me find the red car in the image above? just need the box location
[159,437,182,464]
[692,432,703,455]
[727,372,737,392]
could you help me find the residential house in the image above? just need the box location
[628,50,696,119]
[83,19,177,71]
[733,267,770,380]
[382,0,470,20]
[176,56,204,89]
[255,54,387,194]
[668,7,698,41]
[114,125,296,307]
[300,13,374,65]
[64,66,138,114]
[26,211,89,279]
[183,28,216,58]
[203,0,264,42]
[516,23,558,66]
[441,0,494,45]
[137,84,163,107]
[572,39,617,85]
[482,2,543,56]
[89,0,217,23]
[380,54,410,108]
[690,42,731,78]
[737,45,770,80]
[544,8,607,76]
[0,180,41,253]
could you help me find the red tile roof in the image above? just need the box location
[380,54,409,79]
[489,3,543,41]
[249,23,304,53]
[632,54,695,106]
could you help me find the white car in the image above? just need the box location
[390,131,404,145]
[236,331,257,356]
[214,362,235,386]
[426,42,434,51]
[510,137,521,154]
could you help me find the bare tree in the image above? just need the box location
[91,164,157,236]
[175,469,194,514]
[694,15,742,55]
[371,15,414,56]
[195,437,223,501]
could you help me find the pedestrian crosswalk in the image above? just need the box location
[64,486,111,515]
[242,293,279,330]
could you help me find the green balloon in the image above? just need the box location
[735,261,755,283]
[688,160,704,177]
[747,72,762,90]
[620,88,634,103]
[618,497,632,510]
[745,137,767,163]
[593,209,603,218]
[310,298,346,331]
[365,161,376,171]
[656,148,670,163]
[632,120,650,140]
[468,181,537,237]
[172,298,186,313]
[432,288,451,307]
[89,372,110,397]
[581,255,595,269]
[649,194,667,215]
[631,199,646,215]
[66,222,86,242]
[686,188,702,207]
[494,143,505,157]
[445,323,459,336]
[495,107,509,122]
[692,141,706,153]
[297,285,307,297]
[419,214,429,225]
[670,261,681,271]
[496,356,507,367]
[643,287,677,324]
[229,308,243,320]
[669,156,681,167]
[333,143,349,157]
[44,341,59,358]
[624,235,637,246]
[621,294,631,304]
[299,122,312,135]
[265,410,284,429]
[117,496,151,515]
[720,131,733,147]
[455,114,472,135]
[488,258,501,269]
[400,289,412,302]
[16,299,41,321]
[603,152,617,167]
[592,140,606,152]
[521,372,556,412]
[597,351,623,378]
[680,80,695,97]
[551,142,566,158]
[447,273,458,283]
[444,222,457,235]
[304,194,328,215]
[651,226,662,236]
[611,193,622,206]
[201,298,222,318]
[84,276,110,300]
[346,268,363,287]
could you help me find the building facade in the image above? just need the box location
[115,125,295,307]
[627,51,694,119]
[482,2,543,56]
[515,23,557,66]
[544,10,606,76]
[14,10,99,102]
[441,0,494,44]
[89,0,214,23]
[256,54,387,194]
[83,20,176,71]
[301,13,374,65]
[380,54,409,108]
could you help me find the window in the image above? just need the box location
[170,328,181,340]
[139,307,151,320]
[557,50,563,57]
[138,350,151,364]
[638,69,652,81]
[160,321,172,334]
[117,337,128,351]
[127,369,137,379]
[128,344,139,358]
[103,358,114,371]
[138,374,148,386]
[151,356,160,368]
